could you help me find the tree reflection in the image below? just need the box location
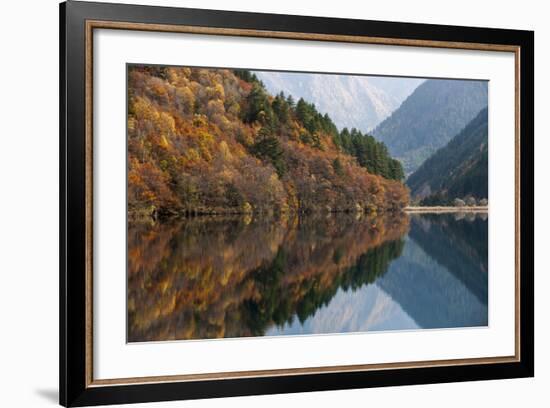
[127,213,409,342]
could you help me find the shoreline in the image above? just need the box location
[404,206,488,213]
[129,206,490,220]
[128,207,405,221]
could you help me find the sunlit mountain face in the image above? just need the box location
[255,70,423,133]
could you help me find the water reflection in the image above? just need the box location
[128,212,488,342]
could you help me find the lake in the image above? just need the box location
[127,212,488,342]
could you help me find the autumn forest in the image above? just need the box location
[127,66,408,218]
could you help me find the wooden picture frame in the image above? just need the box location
[60,1,534,406]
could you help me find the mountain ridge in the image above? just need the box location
[406,108,488,203]
[372,79,488,174]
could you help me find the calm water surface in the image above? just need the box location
[127,212,488,342]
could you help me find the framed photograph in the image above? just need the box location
[60,1,534,406]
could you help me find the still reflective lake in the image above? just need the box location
[127,212,488,342]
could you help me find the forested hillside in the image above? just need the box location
[372,79,488,174]
[406,108,488,204]
[127,66,408,217]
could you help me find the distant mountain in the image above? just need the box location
[406,108,488,202]
[254,71,423,132]
[372,79,488,174]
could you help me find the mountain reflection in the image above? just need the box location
[268,213,488,336]
[128,213,409,342]
[128,212,488,342]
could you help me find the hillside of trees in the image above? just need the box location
[406,108,488,205]
[127,65,407,217]
[372,79,488,174]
